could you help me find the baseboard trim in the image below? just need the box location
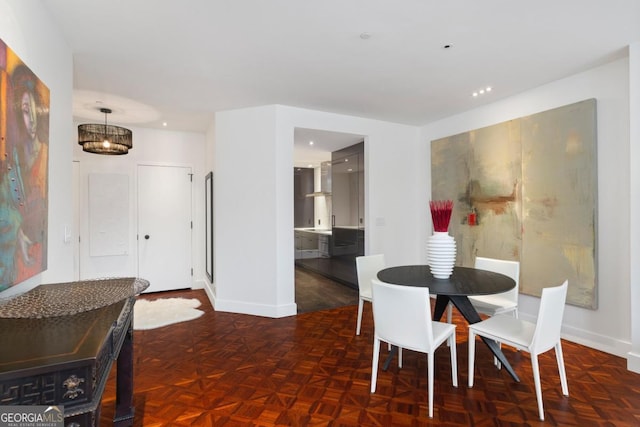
[627,352,640,373]
[519,312,632,362]
[203,282,216,309]
[202,283,296,318]
[213,298,297,318]
[561,330,631,359]
[191,278,205,290]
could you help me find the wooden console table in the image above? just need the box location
[0,277,149,427]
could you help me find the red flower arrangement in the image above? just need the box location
[430,200,453,232]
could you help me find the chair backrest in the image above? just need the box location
[371,279,434,352]
[474,256,520,302]
[355,254,385,299]
[530,280,569,353]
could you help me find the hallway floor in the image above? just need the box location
[295,266,359,313]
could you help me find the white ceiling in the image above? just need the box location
[43,0,640,158]
[293,128,364,168]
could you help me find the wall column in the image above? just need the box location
[628,41,640,373]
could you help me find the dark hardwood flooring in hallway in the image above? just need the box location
[99,283,640,426]
[295,267,359,313]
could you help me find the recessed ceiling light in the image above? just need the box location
[162,122,168,127]
[472,86,493,98]
[360,32,371,40]
[309,141,314,146]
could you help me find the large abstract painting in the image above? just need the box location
[0,38,50,291]
[431,99,597,308]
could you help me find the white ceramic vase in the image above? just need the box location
[427,232,456,279]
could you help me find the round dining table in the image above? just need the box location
[377,265,520,382]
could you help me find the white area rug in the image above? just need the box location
[133,297,204,330]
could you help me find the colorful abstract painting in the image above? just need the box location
[431,99,597,308]
[0,38,50,291]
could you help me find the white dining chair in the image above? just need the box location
[355,254,385,335]
[468,280,569,421]
[370,278,458,418]
[469,256,521,318]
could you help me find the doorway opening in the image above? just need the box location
[293,128,366,313]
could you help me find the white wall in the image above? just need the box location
[211,105,421,317]
[277,106,424,267]
[0,1,74,298]
[628,42,640,372]
[203,120,216,303]
[73,125,206,288]
[421,58,632,358]
[213,106,288,316]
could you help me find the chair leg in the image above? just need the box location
[356,299,365,335]
[449,334,458,387]
[398,347,403,369]
[555,342,569,396]
[371,337,380,393]
[427,352,434,418]
[531,354,545,421]
[468,329,476,387]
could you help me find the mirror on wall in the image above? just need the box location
[205,172,213,282]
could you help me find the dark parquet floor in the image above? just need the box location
[295,267,359,313]
[99,282,640,426]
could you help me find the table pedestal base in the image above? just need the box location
[434,295,520,382]
[381,295,520,383]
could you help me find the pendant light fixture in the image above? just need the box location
[78,108,133,155]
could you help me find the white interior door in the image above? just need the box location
[137,164,192,292]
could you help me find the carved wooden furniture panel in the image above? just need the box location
[0,278,145,426]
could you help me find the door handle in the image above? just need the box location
[144,235,150,240]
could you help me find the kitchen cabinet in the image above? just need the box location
[295,230,320,259]
[295,229,328,272]
[294,142,364,290]
[294,167,315,228]
[318,234,330,258]
[329,142,364,287]
[331,142,364,254]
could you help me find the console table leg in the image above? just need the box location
[114,324,135,427]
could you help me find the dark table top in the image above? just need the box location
[0,299,130,374]
[0,278,147,374]
[377,265,515,296]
